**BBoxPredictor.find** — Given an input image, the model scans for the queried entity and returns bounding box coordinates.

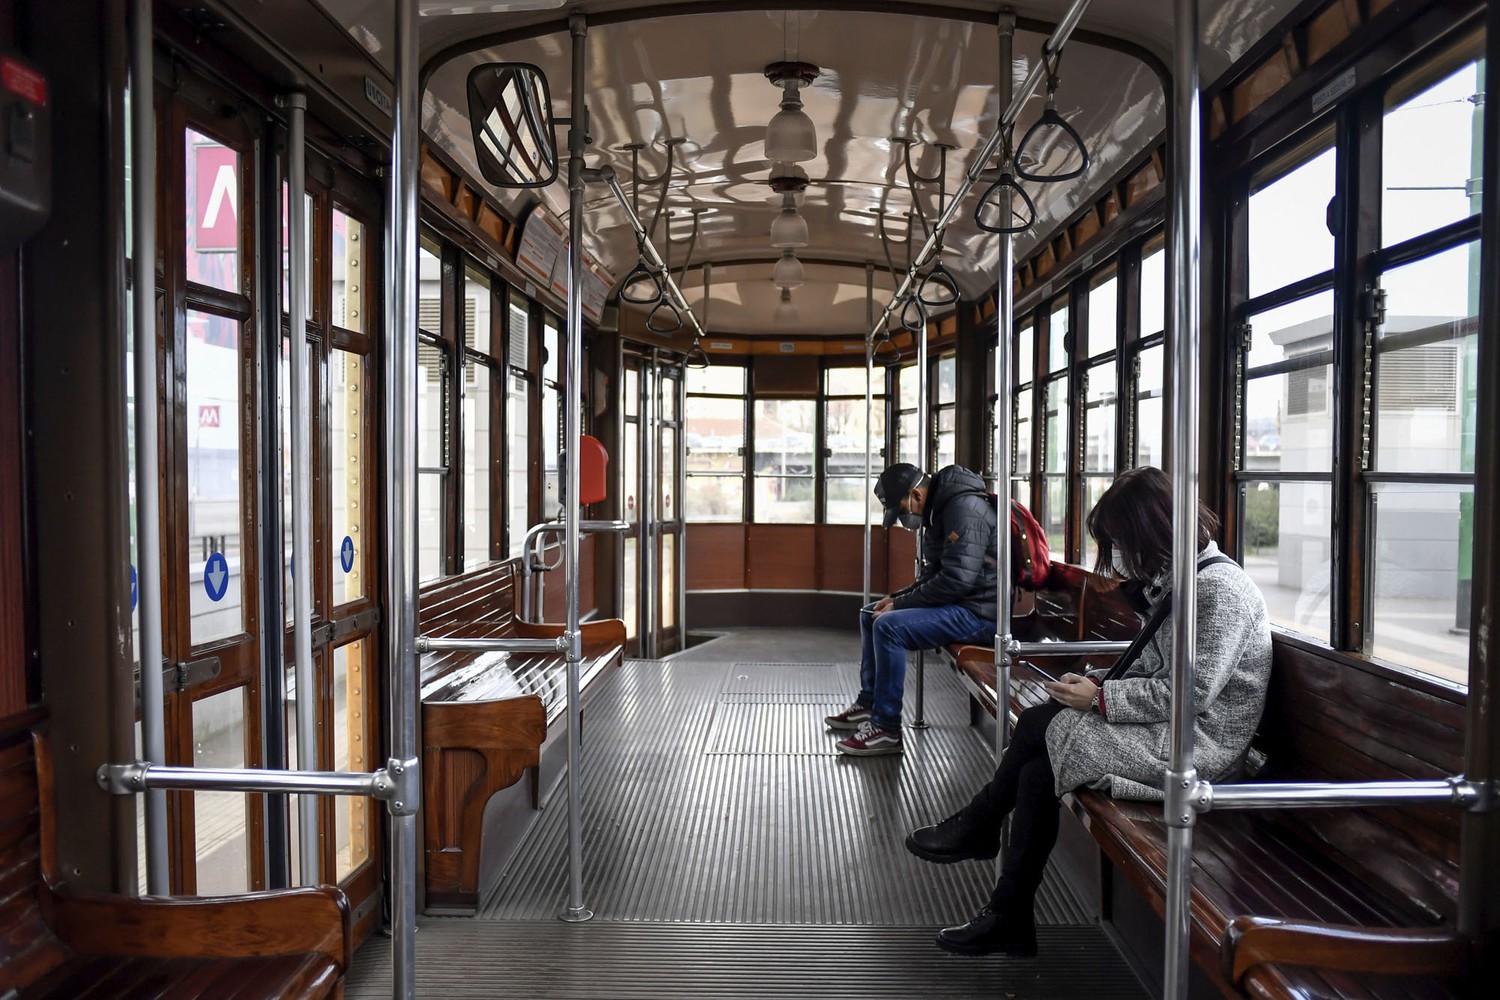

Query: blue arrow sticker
[204,552,229,602]
[340,535,355,574]
[130,564,138,612]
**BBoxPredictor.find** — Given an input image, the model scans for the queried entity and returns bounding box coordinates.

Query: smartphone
[860,606,877,615]
[1018,661,1060,685]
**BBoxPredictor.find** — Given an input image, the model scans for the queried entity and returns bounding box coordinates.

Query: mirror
[467,63,559,188]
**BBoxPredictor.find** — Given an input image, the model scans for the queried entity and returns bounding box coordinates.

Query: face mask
[1110,549,1132,579]
[898,512,923,531]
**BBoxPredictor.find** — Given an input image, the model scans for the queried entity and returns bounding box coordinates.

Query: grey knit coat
[1044,542,1272,801]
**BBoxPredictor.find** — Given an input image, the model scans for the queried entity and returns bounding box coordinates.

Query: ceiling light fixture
[772,249,805,288]
[774,287,799,325]
[764,61,820,163]
[769,173,810,248]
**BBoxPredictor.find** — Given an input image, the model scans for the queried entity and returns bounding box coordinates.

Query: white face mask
[1110,548,1132,579]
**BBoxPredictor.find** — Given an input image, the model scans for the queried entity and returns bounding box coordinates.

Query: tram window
[1087,270,1118,360]
[187,309,247,646]
[688,365,746,395]
[1375,242,1479,474]
[1015,386,1033,474]
[417,338,448,583]
[1139,246,1165,340]
[333,638,373,881]
[753,400,815,523]
[279,336,322,624]
[331,209,365,333]
[1047,297,1069,373]
[662,421,677,522]
[1382,56,1484,248]
[823,369,886,525]
[506,295,531,557]
[1248,143,1336,299]
[896,364,919,466]
[1244,293,1335,473]
[624,367,639,417]
[1135,344,1164,469]
[1368,483,1473,683]
[187,128,243,296]
[661,533,676,631]
[331,351,366,605]
[1016,320,1035,388]
[1240,481,1333,641]
[1042,375,1068,554]
[464,267,493,355]
[541,314,561,520]
[192,685,250,894]
[1083,361,1116,566]
[684,419,744,522]
[462,359,493,567]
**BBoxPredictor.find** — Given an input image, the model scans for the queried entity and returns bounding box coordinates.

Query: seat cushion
[22,952,340,999]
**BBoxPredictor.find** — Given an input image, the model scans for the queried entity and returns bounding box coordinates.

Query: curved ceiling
[318,1,1304,338]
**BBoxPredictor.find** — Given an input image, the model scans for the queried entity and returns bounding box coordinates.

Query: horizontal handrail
[1008,639,1132,656]
[1201,777,1483,812]
[594,168,705,340]
[522,519,633,624]
[415,635,566,653]
[98,757,421,815]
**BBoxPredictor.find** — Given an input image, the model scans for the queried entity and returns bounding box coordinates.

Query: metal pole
[1009,639,1130,656]
[416,636,566,654]
[560,11,593,923]
[387,0,421,994]
[912,241,930,730]
[281,91,319,888]
[863,263,874,608]
[597,171,705,339]
[677,373,687,646]
[642,361,656,659]
[129,0,170,897]
[866,0,1095,342]
[1205,779,1476,811]
[994,6,1017,873]
[1163,0,1202,997]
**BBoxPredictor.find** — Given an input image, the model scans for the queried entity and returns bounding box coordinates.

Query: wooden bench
[0,711,350,999]
[418,561,625,913]
[947,566,1472,998]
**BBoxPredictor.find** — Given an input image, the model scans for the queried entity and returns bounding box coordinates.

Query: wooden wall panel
[685,523,745,590]
[746,524,817,589]
[0,251,23,716]
[886,528,918,593]
[539,534,598,620]
[818,525,890,593]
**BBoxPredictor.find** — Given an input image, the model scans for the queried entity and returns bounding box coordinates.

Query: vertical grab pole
[130,0,170,897]
[387,0,421,994]
[863,263,874,608]
[560,11,594,923]
[994,9,1016,770]
[912,252,930,731]
[282,91,320,887]
[1163,0,1203,997]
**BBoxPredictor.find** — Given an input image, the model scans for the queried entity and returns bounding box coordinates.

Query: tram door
[621,352,686,657]
[135,76,382,920]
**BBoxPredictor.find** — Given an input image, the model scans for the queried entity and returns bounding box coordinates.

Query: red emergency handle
[580,434,609,505]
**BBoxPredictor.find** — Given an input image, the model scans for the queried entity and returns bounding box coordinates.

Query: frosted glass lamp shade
[770,205,809,248]
[772,250,804,288]
[766,93,817,163]
[774,291,799,325]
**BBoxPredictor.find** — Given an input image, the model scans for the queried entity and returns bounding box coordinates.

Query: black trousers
[958,700,1068,915]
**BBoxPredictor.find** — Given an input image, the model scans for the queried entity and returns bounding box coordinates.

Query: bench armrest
[48,885,352,971]
[1221,915,1470,986]
[515,617,626,651]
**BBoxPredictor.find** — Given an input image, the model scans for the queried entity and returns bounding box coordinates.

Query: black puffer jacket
[890,465,998,620]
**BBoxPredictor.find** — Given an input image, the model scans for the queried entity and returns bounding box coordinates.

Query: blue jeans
[857,603,993,733]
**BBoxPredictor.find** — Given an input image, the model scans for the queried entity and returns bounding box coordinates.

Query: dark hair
[1086,466,1220,581]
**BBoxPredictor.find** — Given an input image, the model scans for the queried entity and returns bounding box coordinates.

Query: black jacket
[890,465,998,620]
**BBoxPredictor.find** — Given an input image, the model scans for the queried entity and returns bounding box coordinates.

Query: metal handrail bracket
[98,757,422,816]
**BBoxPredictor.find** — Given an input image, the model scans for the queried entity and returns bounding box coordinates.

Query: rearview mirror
[466,63,559,188]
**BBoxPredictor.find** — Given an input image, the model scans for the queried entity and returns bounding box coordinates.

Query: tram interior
[1,0,1497,998]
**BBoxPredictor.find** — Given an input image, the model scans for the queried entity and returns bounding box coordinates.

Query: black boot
[934,904,1038,957]
[905,812,998,864]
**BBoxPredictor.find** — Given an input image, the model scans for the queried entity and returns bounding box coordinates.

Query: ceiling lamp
[772,249,804,289]
[769,173,810,248]
[764,61,819,163]
[774,287,799,325]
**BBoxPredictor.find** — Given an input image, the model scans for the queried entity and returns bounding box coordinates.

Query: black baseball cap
[874,463,924,528]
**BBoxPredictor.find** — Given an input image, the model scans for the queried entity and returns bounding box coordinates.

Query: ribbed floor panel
[347,920,1148,999]
[477,636,1089,926]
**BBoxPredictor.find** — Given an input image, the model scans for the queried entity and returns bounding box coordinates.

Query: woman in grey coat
[905,467,1272,957]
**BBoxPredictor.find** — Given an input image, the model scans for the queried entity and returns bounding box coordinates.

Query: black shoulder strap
[1100,554,1239,683]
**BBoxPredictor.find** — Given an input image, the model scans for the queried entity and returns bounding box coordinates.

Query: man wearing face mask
[826,462,998,756]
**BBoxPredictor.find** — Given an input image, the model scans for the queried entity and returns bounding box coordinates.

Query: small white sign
[779,342,795,353]
[364,76,393,118]
[1312,67,1356,114]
